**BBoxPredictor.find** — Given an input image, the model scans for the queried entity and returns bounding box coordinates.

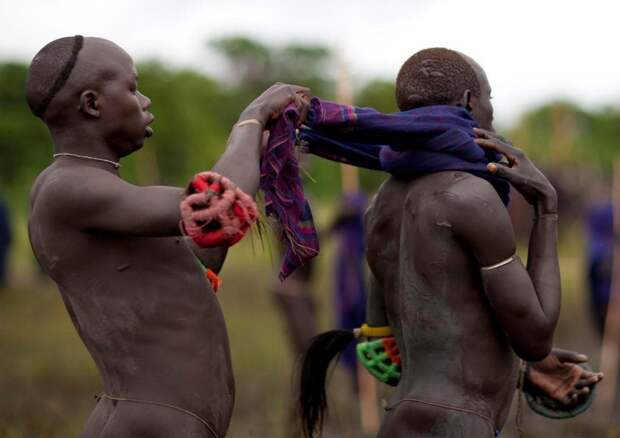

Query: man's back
[366,171,519,435]
[29,163,235,437]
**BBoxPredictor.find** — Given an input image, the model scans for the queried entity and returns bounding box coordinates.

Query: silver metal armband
[480,255,516,271]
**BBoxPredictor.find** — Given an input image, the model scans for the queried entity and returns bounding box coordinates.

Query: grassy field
[0,210,617,437]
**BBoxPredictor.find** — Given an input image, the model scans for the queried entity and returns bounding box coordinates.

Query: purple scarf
[260,98,509,280]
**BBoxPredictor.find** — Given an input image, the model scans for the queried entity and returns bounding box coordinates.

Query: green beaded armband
[356,336,401,386]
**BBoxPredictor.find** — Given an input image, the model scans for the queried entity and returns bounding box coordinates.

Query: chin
[118,141,144,157]
[132,141,145,153]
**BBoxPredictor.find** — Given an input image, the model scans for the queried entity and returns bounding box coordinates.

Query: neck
[50,124,121,163]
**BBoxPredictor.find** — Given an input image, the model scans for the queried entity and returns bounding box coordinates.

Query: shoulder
[434,172,507,220]
[365,177,406,227]
[33,165,127,217]
[436,172,516,263]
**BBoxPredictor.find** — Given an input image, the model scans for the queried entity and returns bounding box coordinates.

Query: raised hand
[474,128,557,214]
[240,82,310,126]
[527,348,604,405]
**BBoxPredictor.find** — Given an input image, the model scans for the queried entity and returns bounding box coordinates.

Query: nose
[138,91,151,110]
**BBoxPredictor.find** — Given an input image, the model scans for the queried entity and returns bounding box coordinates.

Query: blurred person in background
[0,195,11,287]
[586,202,613,335]
[329,192,367,386]
[272,232,318,358]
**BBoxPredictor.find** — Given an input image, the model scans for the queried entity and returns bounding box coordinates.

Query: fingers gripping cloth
[180,172,258,248]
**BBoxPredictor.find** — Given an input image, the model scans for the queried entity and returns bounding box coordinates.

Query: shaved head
[26,37,133,122]
[26,36,82,118]
[395,48,481,111]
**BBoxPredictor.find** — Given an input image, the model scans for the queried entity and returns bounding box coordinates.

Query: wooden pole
[336,51,379,434]
[336,52,360,195]
[596,157,620,429]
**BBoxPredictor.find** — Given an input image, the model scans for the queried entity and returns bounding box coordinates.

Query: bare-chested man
[26,35,308,438]
[366,48,598,437]
[298,48,602,437]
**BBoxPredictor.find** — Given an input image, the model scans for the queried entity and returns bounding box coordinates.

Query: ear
[459,89,473,112]
[78,90,100,117]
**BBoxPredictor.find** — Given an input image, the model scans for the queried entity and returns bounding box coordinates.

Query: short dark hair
[395,48,481,111]
[26,36,83,119]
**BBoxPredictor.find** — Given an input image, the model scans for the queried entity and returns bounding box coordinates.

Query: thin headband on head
[34,35,84,117]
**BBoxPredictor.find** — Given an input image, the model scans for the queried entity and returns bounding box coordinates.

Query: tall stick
[336,51,360,195]
[597,156,620,427]
[336,51,379,434]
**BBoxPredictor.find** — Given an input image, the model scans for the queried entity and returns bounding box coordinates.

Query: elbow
[513,337,552,362]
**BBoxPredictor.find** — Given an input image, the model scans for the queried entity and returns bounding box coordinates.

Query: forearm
[526,195,561,333]
[211,110,264,197]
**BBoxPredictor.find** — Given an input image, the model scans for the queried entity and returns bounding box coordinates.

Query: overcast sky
[1,0,619,126]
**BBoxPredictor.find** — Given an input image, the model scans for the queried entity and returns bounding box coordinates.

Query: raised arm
[212,83,309,196]
[190,83,309,269]
[447,167,560,361]
[455,130,561,361]
[50,83,310,236]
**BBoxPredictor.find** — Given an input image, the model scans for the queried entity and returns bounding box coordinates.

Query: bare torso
[366,171,519,437]
[29,164,234,437]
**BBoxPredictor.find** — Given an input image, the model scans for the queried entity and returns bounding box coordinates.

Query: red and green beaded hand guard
[356,336,401,386]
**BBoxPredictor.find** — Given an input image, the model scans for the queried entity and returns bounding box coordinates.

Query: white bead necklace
[53,152,121,169]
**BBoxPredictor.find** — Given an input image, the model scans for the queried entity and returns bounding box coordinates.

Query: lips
[145,114,155,137]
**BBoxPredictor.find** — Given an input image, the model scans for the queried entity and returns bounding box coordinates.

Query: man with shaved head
[27,36,309,437]
[298,47,603,438]
[362,48,601,437]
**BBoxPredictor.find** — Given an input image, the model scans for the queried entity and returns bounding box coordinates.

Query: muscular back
[365,171,519,427]
[29,162,234,435]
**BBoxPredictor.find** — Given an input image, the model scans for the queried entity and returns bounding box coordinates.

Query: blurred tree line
[1,35,619,218]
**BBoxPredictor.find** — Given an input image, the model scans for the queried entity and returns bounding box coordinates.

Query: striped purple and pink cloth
[260,97,509,280]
